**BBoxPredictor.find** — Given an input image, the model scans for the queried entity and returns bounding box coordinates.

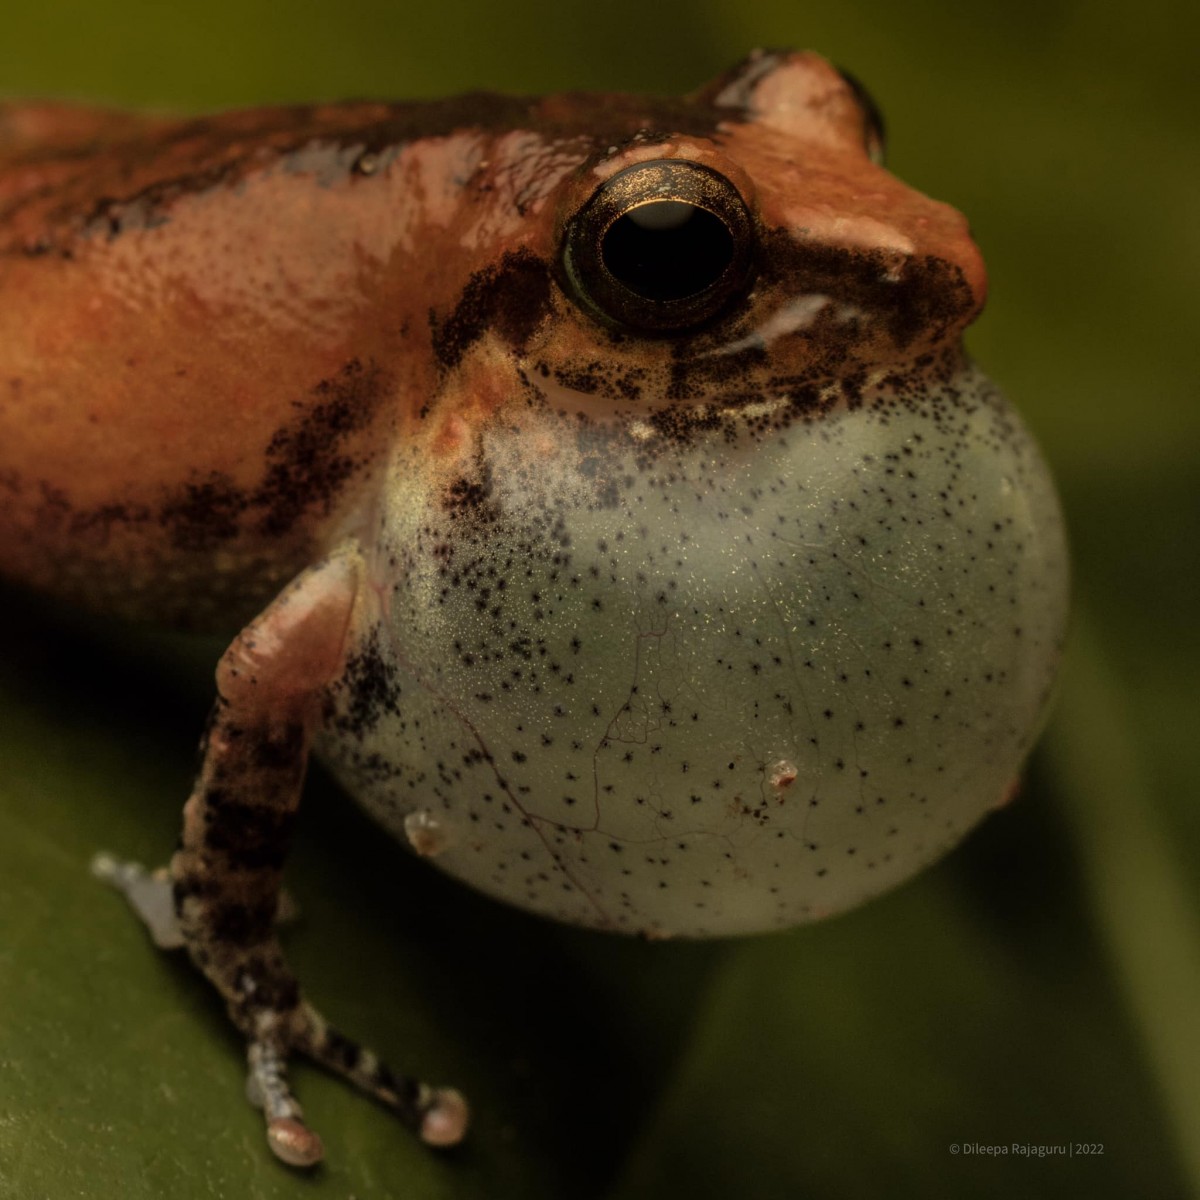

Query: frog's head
[358,53,1065,937]
[415,49,986,452]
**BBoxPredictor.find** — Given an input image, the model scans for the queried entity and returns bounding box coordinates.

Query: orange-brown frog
[0,51,1069,1168]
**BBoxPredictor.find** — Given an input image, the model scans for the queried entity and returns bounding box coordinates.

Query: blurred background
[1,1,1196,1197]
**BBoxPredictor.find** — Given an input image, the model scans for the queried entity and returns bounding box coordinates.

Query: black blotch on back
[159,472,250,551]
[254,357,386,538]
[157,357,387,550]
[431,249,552,370]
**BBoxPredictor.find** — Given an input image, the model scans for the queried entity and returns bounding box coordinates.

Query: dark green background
[2,1,1197,1196]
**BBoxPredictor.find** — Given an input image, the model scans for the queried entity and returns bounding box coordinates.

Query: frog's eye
[562,159,755,334]
[834,67,887,165]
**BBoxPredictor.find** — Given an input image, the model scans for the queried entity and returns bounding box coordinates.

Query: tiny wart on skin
[0,49,1068,1170]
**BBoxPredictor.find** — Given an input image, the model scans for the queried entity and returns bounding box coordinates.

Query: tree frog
[0,50,1069,1168]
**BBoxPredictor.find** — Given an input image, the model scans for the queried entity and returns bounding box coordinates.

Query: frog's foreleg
[153,545,465,1167]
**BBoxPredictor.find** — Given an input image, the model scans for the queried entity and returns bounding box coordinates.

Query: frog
[0,48,1069,1169]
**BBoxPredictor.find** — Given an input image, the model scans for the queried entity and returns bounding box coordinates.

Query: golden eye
[562,159,755,334]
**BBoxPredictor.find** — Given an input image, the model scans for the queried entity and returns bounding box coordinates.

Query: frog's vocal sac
[0,50,1069,1168]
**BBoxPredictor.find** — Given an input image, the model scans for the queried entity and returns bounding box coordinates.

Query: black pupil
[601,201,734,302]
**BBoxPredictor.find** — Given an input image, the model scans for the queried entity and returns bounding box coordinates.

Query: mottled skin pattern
[0,50,1069,1167]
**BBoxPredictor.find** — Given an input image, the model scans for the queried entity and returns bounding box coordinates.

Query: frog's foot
[243,1003,468,1166]
[96,842,468,1167]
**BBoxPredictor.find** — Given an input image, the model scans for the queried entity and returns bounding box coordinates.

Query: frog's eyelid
[833,66,887,165]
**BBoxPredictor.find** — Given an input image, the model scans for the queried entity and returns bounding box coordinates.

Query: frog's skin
[0,50,1069,1168]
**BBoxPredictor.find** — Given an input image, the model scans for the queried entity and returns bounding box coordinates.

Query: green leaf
[1045,616,1200,1190]
[607,779,1190,1198]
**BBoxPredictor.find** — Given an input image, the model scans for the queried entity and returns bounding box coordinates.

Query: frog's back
[0,100,455,629]
[1,103,161,171]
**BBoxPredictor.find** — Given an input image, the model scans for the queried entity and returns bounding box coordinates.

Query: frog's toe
[266,1118,325,1169]
[246,1040,324,1167]
[418,1087,470,1147]
[91,853,184,949]
[243,1002,468,1165]
[293,1002,469,1147]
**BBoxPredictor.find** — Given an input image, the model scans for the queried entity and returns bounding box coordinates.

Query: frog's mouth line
[527,371,831,430]
[519,338,969,446]
[520,356,937,461]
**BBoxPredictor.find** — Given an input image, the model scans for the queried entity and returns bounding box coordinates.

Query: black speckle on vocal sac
[333,628,403,738]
